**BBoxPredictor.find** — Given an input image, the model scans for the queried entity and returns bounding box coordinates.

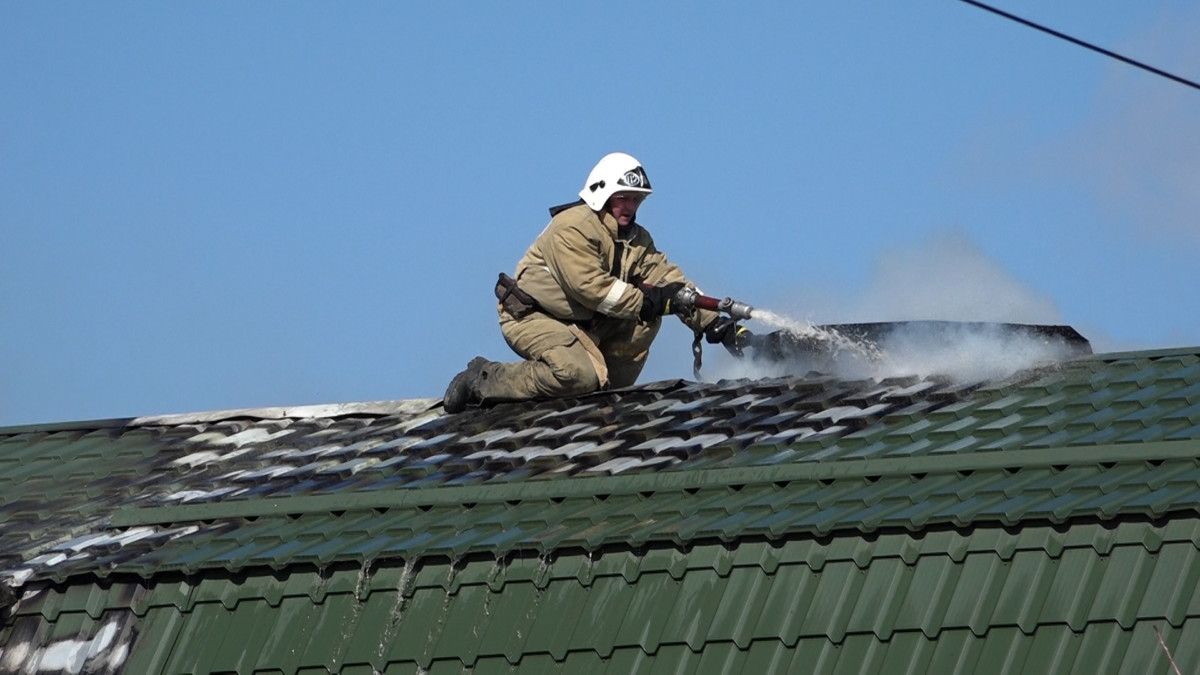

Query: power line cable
[957,0,1200,92]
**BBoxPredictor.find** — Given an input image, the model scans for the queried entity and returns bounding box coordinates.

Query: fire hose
[649,284,758,379]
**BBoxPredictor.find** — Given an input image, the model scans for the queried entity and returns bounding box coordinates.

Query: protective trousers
[475,308,661,402]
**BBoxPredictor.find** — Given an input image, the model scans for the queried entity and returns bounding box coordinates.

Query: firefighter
[443,152,744,413]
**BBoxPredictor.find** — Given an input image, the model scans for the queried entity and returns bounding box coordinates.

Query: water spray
[751,309,884,362]
[665,285,884,374]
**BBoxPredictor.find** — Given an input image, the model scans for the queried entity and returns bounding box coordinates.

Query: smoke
[950,10,1200,245]
[709,231,1083,384]
[1058,7,1200,244]
[841,322,1082,383]
[701,12,1200,387]
[839,230,1062,324]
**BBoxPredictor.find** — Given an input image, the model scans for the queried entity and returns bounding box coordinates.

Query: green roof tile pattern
[5,523,1199,673]
[3,343,1200,672]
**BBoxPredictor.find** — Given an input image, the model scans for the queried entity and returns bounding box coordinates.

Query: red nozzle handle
[640,283,755,321]
[695,294,755,321]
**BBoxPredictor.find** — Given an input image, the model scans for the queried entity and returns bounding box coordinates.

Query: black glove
[705,317,752,357]
[638,282,686,322]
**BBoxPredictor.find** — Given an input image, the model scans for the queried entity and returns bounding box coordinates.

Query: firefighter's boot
[442,356,490,414]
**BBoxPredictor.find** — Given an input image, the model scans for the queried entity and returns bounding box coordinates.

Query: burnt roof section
[746,320,1092,374]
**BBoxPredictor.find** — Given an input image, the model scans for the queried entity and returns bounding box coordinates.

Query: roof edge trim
[1089,345,1200,362]
[0,416,137,435]
[129,399,440,426]
[0,399,443,434]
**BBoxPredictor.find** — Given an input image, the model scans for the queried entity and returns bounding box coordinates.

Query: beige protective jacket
[514,202,718,331]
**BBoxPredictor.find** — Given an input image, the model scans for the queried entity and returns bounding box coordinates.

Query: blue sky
[4,2,1198,426]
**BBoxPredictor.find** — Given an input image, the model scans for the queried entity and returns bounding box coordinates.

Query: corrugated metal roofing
[3,344,1200,672]
[6,524,1199,673]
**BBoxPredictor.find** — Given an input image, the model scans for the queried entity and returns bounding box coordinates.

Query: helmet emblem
[621,170,643,188]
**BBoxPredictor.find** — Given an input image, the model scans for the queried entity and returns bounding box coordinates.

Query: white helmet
[578,152,653,211]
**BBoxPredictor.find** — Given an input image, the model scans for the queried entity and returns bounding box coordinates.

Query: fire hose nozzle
[672,286,754,321]
[717,297,755,322]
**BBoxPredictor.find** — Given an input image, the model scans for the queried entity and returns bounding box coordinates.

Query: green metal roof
[6,522,1199,673]
[3,344,1200,672]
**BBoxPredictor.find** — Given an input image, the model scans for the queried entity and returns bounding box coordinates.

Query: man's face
[608,192,645,227]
